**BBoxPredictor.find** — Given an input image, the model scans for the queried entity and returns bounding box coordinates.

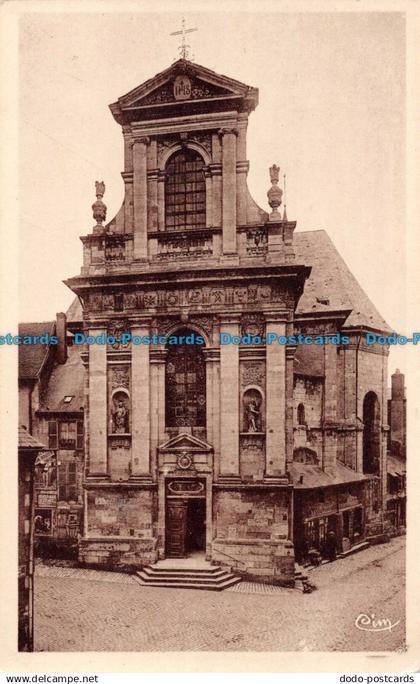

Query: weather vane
[170,17,198,61]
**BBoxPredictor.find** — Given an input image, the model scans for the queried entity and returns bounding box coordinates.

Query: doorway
[165,497,206,558]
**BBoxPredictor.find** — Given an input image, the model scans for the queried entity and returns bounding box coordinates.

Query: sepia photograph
[1,0,419,675]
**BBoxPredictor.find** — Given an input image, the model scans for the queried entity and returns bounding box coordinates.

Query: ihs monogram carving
[110,366,130,390]
[141,78,227,108]
[241,361,266,388]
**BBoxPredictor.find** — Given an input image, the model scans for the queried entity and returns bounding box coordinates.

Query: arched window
[165,328,206,427]
[297,403,306,425]
[363,391,381,475]
[165,149,206,231]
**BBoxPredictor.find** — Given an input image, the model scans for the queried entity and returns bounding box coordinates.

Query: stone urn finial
[267,164,283,221]
[92,180,107,233]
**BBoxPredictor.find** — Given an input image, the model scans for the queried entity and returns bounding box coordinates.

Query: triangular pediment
[158,432,212,452]
[110,59,258,122]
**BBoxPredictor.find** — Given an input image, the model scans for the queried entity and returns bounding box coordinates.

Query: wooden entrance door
[165,500,188,557]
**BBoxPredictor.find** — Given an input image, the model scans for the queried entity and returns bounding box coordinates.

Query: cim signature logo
[355,613,400,633]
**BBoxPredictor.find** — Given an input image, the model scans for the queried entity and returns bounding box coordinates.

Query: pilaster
[219,128,238,254]
[265,318,287,477]
[88,328,108,477]
[219,317,240,477]
[131,320,152,479]
[133,137,150,260]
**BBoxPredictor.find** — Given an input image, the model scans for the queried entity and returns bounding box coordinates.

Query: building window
[362,391,381,475]
[165,328,206,427]
[297,403,306,425]
[165,149,206,231]
[48,420,58,449]
[57,462,77,502]
[58,422,76,449]
[48,420,83,450]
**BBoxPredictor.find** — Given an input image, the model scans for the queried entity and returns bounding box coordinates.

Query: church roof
[290,461,369,489]
[294,230,392,333]
[18,321,55,380]
[66,296,83,324]
[38,345,85,413]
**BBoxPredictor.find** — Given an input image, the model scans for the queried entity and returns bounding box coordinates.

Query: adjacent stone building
[18,315,85,557]
[18,426,45,651]
[61,57,392,583]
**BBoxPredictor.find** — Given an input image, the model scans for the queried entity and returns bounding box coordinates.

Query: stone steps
[134,564,242,591]
[337,540,370,558]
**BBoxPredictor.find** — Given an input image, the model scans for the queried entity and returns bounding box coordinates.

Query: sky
[18,9,408,373]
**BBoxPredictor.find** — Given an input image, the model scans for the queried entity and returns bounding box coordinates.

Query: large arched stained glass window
[165,149,206,231]
[165,329,206,427]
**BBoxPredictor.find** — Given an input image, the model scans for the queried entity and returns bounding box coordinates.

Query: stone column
[131,320,151,479]
[265,318,287,477]
[219,128,238,255]
[219,317,240,477]
[204,167,213,227]
[133,137,149,260]
[236,117,248,226]
[285,342,296,469]
[88,328,108,477]
[157,171,166,231]
[150,348,167,446]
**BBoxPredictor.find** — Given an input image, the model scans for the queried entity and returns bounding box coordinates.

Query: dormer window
[165,149,206,231]
[63,395,74,404]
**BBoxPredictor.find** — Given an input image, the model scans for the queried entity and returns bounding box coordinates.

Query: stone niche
[212,489,294,585]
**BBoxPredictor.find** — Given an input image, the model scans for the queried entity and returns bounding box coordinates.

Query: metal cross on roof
[170,17,198,61]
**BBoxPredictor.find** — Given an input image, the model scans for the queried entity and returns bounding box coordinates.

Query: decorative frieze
[86,283,287,314]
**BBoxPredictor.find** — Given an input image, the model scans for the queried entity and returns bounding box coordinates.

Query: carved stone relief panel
[240,360,266,389]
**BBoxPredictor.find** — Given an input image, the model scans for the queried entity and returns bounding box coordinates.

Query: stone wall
[212,488,294,585]
[82,487,157,568]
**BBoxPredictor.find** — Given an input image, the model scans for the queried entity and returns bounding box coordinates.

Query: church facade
[64,58,391,584]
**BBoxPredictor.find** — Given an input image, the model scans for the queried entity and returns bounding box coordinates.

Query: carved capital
[133,136,151,147]
[218,127,238,138]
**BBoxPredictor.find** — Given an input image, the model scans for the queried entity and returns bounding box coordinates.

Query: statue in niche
[111,392,129,433]
[245,398,261,432]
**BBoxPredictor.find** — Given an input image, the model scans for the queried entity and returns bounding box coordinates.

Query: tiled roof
[66,297,83,323]
[18,425,45,450]
[290,461,369,489]
[39,345,85,413]
[294,344,324,378]
[18,321,55,380]
[294,230,392,332]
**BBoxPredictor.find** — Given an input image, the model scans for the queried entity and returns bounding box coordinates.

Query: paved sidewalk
[34,536,405,652]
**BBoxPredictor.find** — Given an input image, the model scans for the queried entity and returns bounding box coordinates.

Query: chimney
[391,368,405,401]
[56,312,67,364]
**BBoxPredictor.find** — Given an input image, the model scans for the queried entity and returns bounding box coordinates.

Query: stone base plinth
[212,538,295,586]
[79,536,158,571]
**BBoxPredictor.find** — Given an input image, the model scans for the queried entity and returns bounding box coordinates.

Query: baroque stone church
[62,57,392,584]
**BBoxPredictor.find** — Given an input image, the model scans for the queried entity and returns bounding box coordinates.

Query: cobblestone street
[34,536,405,652]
